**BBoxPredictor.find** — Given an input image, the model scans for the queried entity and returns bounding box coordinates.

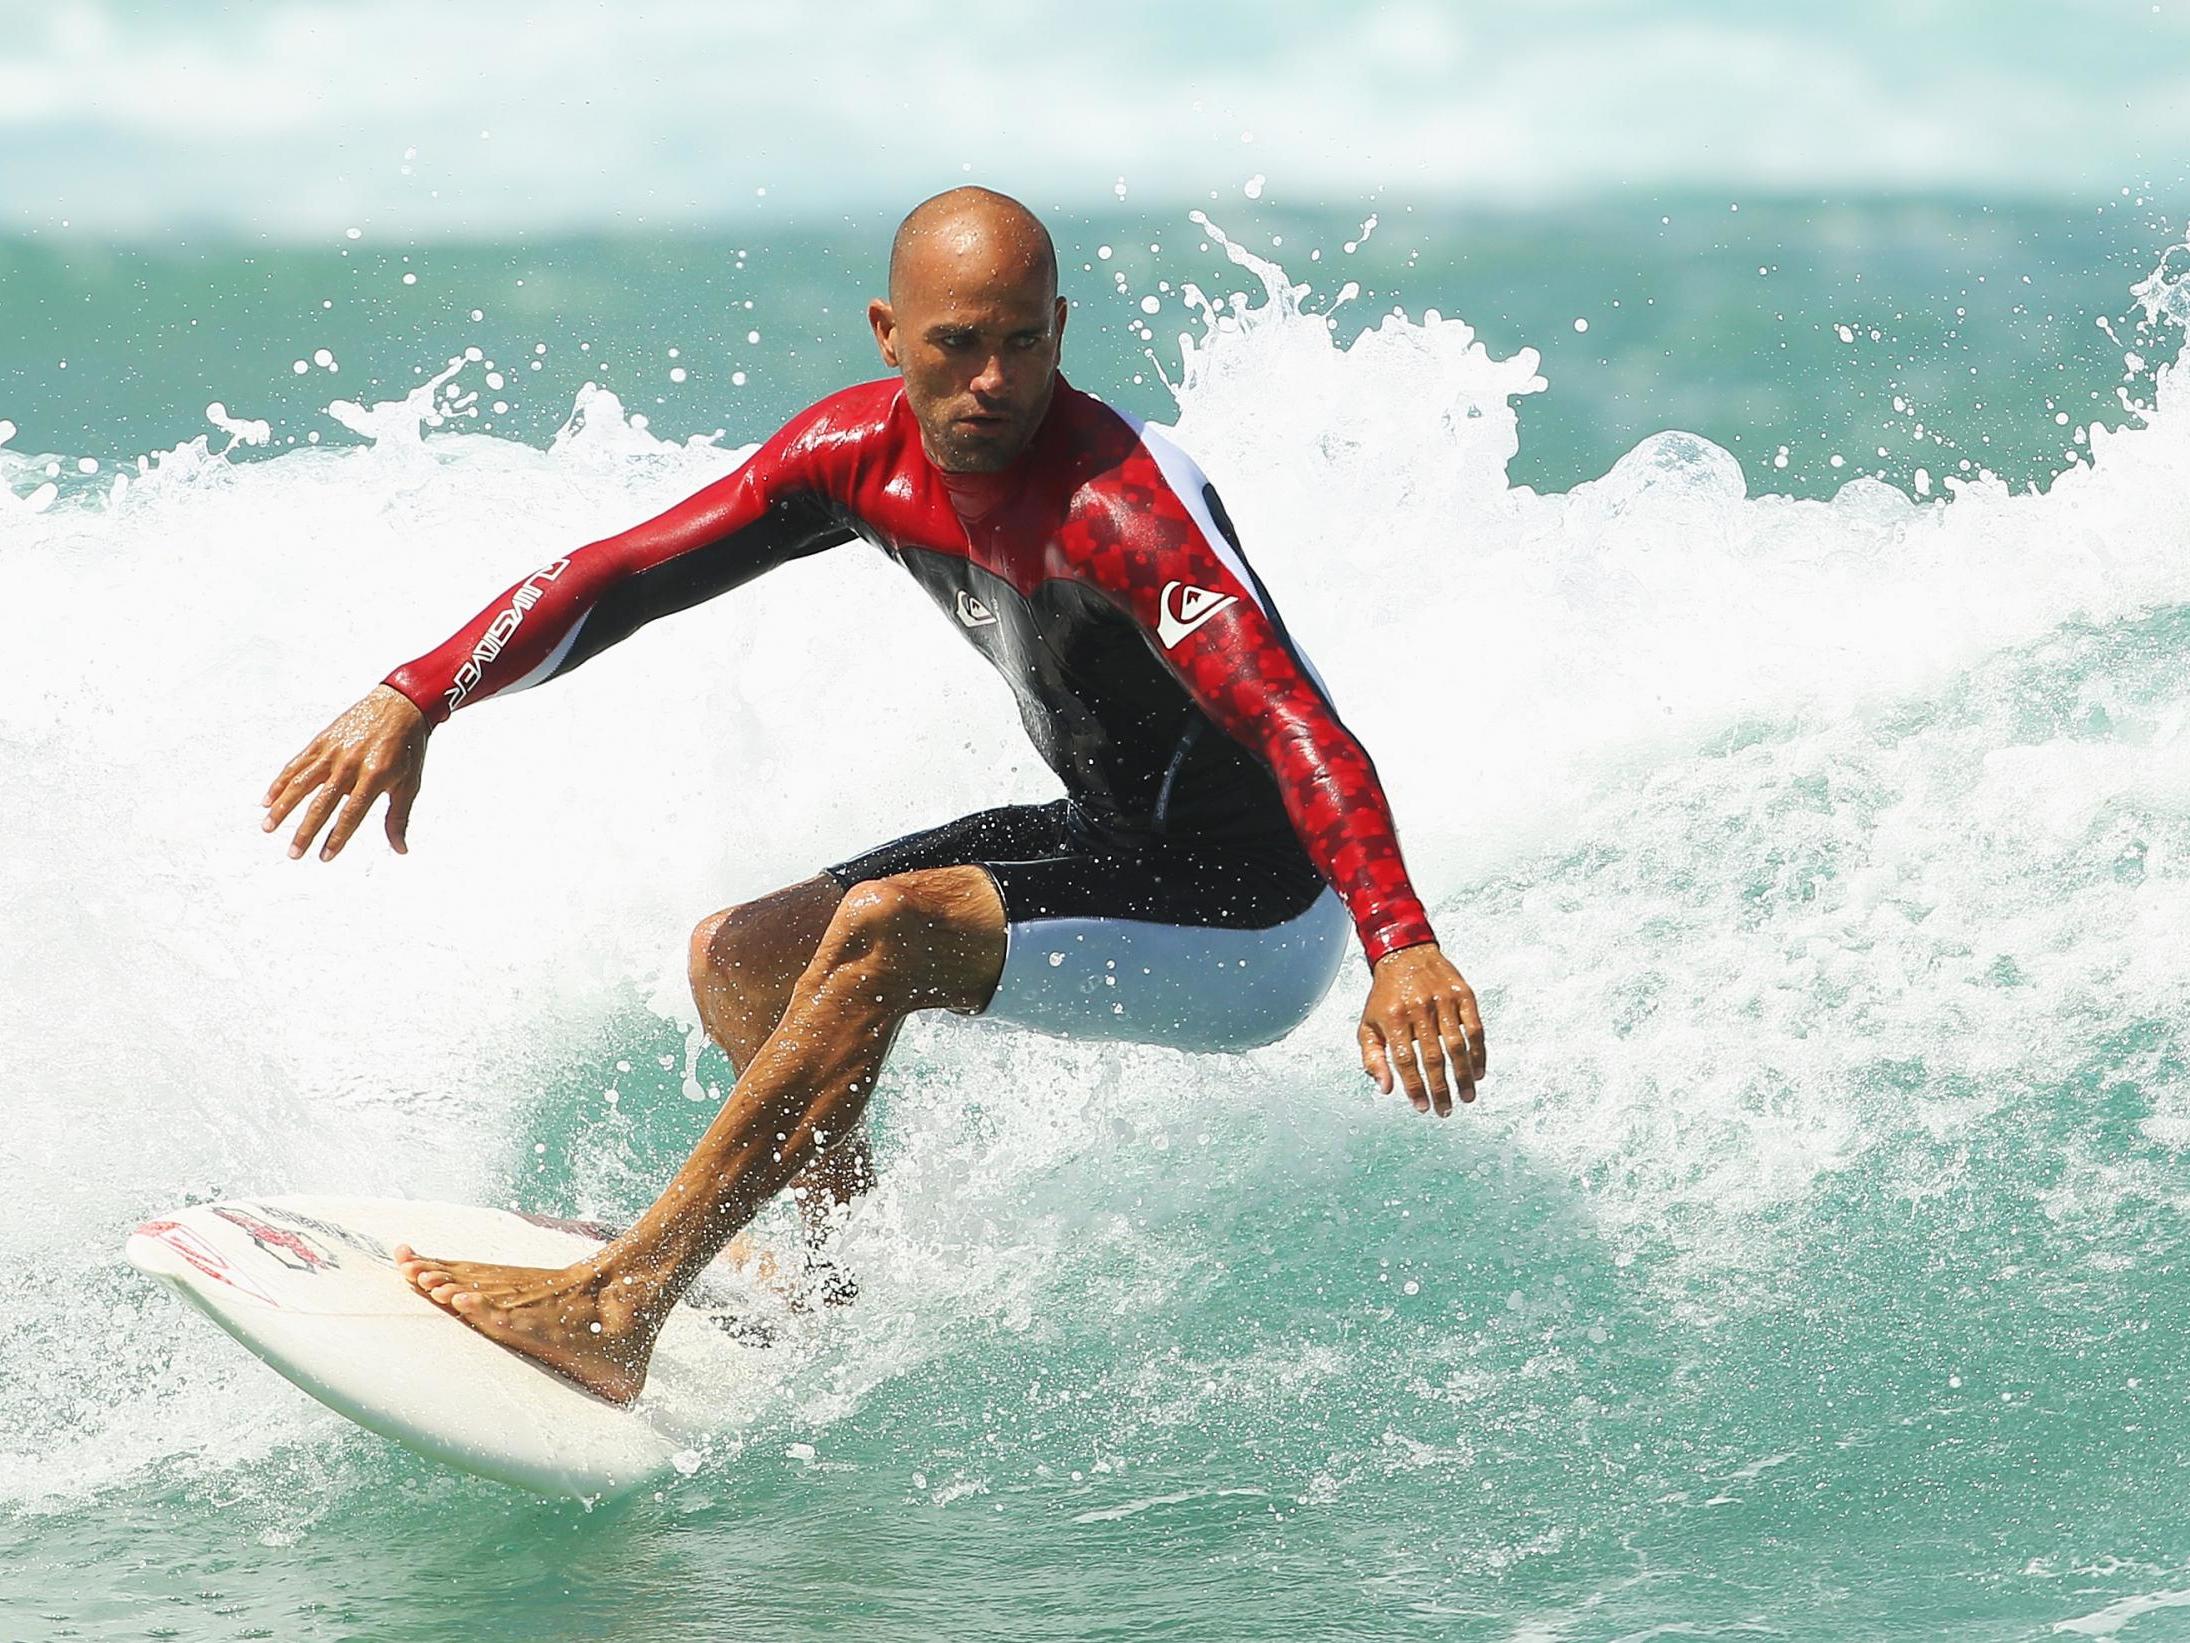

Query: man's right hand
[262,684,430,861]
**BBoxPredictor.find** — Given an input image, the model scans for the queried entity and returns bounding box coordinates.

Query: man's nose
[971,351,1009,396]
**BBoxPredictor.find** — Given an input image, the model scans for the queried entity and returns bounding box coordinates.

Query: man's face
[870,234,1066,474]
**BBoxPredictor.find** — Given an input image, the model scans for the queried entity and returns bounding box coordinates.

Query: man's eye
[1010,334,1045,350]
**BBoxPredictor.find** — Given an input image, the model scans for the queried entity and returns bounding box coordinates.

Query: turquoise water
[2,194,2171,497]
[5,195,2190,1640]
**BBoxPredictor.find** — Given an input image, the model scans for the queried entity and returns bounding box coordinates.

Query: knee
[808,872,973,991]
[803,867,1001,1012]
[814,877,924,972]
[689,901,762,986]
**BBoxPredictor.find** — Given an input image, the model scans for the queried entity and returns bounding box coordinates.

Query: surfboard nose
[126,1217,283,1307]
[125,1195,758,1497]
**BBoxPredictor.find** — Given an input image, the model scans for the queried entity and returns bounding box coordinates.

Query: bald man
[262,188,1486,1404]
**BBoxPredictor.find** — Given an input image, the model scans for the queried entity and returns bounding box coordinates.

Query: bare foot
[393,1243,663,1405]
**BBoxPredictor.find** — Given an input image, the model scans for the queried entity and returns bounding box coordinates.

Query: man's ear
[869,298,900,367]
[1052,294,1068,360]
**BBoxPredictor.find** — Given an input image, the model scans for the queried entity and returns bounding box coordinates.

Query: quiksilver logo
[1155,580,1237,649]
[444,557,572,711]
[955,589,999,628]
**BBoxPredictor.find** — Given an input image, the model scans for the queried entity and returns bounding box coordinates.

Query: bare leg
[396,866,1005,1404]
[688,877,875,1232]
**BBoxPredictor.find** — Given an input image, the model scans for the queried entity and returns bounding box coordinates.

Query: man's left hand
[1358,944,1487,1117]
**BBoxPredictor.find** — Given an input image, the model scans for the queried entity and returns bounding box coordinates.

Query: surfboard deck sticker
[124,1196,769,1498]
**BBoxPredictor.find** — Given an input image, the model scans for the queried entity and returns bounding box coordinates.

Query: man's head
[869,188,1065,474]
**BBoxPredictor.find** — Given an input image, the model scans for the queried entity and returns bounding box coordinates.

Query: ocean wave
[2,231,2187,1571]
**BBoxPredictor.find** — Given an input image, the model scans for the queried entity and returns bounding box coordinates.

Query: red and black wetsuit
[385,376,1436,1044]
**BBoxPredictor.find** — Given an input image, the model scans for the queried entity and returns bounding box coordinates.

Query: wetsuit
[383,375,1436,1050]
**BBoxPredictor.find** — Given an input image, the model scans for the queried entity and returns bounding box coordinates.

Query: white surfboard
[125,1196,769,1498]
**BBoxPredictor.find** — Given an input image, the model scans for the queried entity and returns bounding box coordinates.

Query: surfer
[262,188,1488,1405]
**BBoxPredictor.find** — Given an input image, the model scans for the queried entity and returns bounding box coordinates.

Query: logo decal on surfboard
[133,1219,282,1307]
[214,1205,336,1273]
[955,589,1000,628]
[250,1201,392,1262]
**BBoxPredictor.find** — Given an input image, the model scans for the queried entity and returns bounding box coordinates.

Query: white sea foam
[2,236,2186,1504]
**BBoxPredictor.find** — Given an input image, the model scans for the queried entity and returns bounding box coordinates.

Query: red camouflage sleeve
[382,399,860,725]
[1065,435,1437,965]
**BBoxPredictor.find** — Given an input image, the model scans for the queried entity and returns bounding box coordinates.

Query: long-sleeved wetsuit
[384,376,1436,991]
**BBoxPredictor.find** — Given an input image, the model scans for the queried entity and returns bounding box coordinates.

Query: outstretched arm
[264,411,855,860]
[383,464,851,728]
[1073,454,1487,1113]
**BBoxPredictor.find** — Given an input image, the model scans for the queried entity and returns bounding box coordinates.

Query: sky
[1,0,2186,239]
